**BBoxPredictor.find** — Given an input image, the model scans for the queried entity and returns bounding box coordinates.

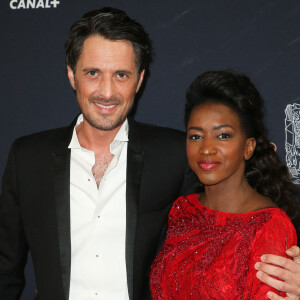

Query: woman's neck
[200,179,274,213]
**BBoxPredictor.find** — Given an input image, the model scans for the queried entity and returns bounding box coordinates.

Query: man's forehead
[75,35,135,67]
[83,34,134,49]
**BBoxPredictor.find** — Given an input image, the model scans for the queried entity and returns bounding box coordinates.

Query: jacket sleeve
[0,140,28,299]
[179,164,201,196]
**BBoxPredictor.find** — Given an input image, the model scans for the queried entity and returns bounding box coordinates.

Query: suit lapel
[126,119,144,300]
[52,124,74,300]
[50,118,144,300]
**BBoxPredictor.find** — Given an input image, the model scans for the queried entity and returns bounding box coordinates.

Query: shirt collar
[68,114,129,150]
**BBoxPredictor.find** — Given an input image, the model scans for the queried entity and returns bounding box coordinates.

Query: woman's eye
[188,134,202,140]
[218,132,231,139]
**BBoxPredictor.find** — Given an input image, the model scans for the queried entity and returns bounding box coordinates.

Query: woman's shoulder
[172,194,198,208]
[169,194,200,216]
[260,206,293,223]
[252,207,297,248]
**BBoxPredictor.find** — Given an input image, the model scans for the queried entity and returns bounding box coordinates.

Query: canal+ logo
[10,0,60,9]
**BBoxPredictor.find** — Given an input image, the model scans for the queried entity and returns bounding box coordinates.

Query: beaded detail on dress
[150,194,297,300]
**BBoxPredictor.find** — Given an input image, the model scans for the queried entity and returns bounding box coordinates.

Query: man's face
[67,35,144,131]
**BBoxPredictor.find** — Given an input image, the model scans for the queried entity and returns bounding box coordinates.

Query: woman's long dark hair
[185,70,300,235]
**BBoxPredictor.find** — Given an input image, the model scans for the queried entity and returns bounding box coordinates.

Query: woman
[150,70,300,299]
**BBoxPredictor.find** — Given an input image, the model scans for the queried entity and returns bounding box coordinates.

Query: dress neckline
[188,193,281,216]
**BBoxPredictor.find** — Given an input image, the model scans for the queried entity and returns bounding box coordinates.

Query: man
[0,7,299,300]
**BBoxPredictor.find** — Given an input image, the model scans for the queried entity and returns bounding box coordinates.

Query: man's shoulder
[131,120,185,140]
[129,120,187,157]
[13,124,73,151]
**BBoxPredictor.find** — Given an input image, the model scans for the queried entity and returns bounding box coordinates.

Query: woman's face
[186,102,255,188]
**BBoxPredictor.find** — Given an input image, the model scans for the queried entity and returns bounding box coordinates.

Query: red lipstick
[198,161,220,170]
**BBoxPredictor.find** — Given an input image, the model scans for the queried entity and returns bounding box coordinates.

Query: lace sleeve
[246,210,297,299]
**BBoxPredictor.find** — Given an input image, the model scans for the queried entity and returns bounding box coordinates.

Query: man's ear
[136,69,145,93]
[245,137,256,160]
[67,65,76,90]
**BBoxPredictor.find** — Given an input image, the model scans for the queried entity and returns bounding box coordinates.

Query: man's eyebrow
[82,67,100,72]
[81,68,133,75]
[115,69,133,75]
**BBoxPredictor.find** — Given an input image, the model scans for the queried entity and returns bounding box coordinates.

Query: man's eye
[88,70,98,76]
[218,132,231,139]
[117,72,127,79]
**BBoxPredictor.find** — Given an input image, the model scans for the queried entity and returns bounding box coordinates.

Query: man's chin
[85,116,125,131]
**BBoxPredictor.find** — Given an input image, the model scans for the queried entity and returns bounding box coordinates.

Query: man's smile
[94,102,119,113]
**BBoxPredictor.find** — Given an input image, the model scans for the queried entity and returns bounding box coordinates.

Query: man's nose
[99,76,114,100]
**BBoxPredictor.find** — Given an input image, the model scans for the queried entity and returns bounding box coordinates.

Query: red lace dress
[150,194,297,300]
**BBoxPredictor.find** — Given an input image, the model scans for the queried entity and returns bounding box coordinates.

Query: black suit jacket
[0,118,199,300]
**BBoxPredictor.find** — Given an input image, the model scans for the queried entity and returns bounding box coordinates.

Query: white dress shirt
[68,115,129,300]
